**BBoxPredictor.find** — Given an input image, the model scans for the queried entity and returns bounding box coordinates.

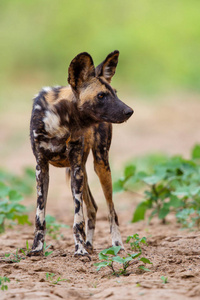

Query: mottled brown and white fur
[29,51,133,258]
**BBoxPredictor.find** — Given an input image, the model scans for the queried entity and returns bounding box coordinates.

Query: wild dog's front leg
[94,157,124,250]
[29,162,49,255]
[70,165,90,257]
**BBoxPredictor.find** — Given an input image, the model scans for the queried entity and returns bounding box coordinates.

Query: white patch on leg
[36,207,45,224]
[74,192,81,201]
[36,169,41,180]
[111,223,124,249]
[73,192,84,223]
[32,240,43,252]
[86,227,94,245]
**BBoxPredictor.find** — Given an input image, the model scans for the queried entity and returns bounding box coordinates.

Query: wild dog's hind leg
[83,171,98,254]
[92,124,124,249]
[30,160,49,255]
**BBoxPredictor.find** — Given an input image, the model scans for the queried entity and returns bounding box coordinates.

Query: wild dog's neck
[49,88,97,139]
[68,100,97,134]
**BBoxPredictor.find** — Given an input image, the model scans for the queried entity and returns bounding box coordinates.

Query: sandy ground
[0,93,200,299]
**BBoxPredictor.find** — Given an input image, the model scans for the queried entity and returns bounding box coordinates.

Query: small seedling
[4,248,26,263]
[43,242,53,257]
[126,233,147,252]
[19,240,31,256]
[94,245,152,276]
[161,276,168,284]
[0,276,10,291]
[46,272,68,284]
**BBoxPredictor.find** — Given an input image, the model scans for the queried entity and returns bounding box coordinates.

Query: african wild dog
[30,50,133,257]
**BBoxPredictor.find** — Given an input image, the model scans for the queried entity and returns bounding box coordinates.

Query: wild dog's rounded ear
[95,50,119,83]
[68,52,95,93]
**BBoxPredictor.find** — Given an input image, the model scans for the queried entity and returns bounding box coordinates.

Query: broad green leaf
[140,237,147,244]
[113,179,125,193]
[9,190,23,201]
[158,206,170,219]
[142,175,163,185]
[0,182,10,198]
[123,256,135,263]
[0,214,5,224]
[132,201,149,223]
[124,165,136,178]
[126,236,131,243]
[4,212,14,219]
[94,261,110,271]
[112,256,124,264]
[99,252,109,260]
[138,265,151,272]
[130,252,141,259]
[172,185,200,197]
[101,246,121,256]
[169,195,183,208]
[192,144,200,159]
[139,257,152,264]
[14,214,31,225]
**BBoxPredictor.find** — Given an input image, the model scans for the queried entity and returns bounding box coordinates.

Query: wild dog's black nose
[124,108,134,117]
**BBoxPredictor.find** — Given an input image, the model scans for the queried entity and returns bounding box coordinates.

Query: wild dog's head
[68,51,133,124]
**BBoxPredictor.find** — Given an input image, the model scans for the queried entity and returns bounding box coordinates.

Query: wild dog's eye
[97,92,106,99]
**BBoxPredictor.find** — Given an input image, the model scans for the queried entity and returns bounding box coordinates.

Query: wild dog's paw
[74,244,91,260]
[27,249,44,257]
[85,241,93,254]
[27,239,44,256]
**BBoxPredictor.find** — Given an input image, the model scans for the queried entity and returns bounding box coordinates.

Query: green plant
[43,242,53,257]
[114,144,200,228]
[46,273,68,284]
[0,168,35,196]
[3,240,32,263]
[4,248,26,263]
[161,276,168,284]
[0,276,10,291]
[94,245,152,276]
[126,234,147,252]
[0,168,34,233]
[46,215,69,240]
[19,240,31,256]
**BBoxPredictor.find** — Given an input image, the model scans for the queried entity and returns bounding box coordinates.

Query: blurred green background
[0,0,200,170]
[0,0,200,95]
